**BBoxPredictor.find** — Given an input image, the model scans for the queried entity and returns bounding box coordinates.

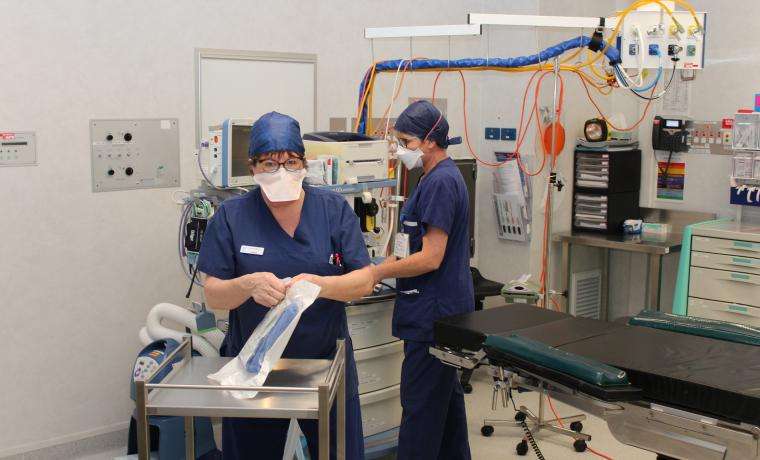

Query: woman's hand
[236,272,287,308]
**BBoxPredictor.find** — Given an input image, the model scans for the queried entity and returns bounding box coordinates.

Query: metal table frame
[134,337,347,460]
[557,209,716,316]
[556,231,680,316]
[432,345,760,459]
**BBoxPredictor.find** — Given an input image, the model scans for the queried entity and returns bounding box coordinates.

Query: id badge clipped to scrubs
[394,232,410,259]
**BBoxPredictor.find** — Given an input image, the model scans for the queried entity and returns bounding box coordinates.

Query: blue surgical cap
[248,112,305,158]
[394,100,462,148]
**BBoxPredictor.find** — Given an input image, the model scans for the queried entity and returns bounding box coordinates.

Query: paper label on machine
[394,233,410,258]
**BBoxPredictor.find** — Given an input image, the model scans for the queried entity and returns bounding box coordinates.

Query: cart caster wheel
[481,425,494,437]
[516,440,529,456]
[573,439,587,452]
[570,421,583,432]
[463,383,473,394]
[514,411,527,422]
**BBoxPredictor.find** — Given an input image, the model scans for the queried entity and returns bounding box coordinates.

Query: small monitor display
[665,119,681,128]
[231,124,252,178]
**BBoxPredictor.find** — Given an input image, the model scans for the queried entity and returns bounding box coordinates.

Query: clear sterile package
[208,280,321,399]
[283,418,311,460]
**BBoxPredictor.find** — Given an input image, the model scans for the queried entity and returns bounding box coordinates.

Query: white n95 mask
[396,146,423,170]
[254,168,307,202]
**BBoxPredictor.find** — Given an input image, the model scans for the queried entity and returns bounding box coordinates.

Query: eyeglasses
[396,136,418,149]
[257,157,305,173]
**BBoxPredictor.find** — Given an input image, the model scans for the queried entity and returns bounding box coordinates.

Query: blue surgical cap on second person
[248,112,305,158]
[394,100,462,148]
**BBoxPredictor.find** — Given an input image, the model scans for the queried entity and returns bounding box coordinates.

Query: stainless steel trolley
[134,337,347,460]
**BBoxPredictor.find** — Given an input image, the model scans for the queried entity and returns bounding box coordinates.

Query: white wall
[0,0,524,454]
[5,0,745,454]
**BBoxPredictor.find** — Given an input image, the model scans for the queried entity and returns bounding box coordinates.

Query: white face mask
[396,145,423,170]
[253,168,307,202]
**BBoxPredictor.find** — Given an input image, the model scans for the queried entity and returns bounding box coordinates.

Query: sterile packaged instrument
[305,159,329,185]
[283,418,311,460]
[207,280,321,399]
[732,112,760,151]
[733,152,755,179]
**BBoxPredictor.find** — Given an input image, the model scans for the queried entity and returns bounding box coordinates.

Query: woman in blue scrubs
[197,112,374,460]
[370,101,474,460]
[305,101,474,459]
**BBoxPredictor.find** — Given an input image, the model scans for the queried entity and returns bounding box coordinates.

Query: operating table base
[480,370,590,455]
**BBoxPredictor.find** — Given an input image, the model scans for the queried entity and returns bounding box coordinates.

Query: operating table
[431,304,760,460]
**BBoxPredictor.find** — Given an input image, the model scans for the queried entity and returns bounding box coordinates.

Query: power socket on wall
[485,127,516,141]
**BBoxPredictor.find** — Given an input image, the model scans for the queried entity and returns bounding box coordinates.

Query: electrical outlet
[648,44,660,56]
[485,127,500,140]
[501,128,517,141]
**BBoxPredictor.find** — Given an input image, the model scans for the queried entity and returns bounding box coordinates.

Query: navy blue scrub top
[197,186,371,390]
[394,158,475,342]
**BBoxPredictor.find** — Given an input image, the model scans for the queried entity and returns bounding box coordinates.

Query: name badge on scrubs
[394,233,410,259]
[240,245,265,256]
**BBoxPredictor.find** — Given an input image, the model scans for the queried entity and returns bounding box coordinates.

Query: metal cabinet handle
[731,241,760,253]
[721,257,759,268]
[725,272,760,285]
[726,304,753,316]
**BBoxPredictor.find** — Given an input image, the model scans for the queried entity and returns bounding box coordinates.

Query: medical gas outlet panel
[90,119,180,192]
[0,132,36,166]
[617,10,706,69]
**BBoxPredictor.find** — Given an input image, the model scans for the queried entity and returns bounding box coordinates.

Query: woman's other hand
[237,272,287,308]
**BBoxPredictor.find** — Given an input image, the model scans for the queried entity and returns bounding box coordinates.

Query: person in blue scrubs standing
[371,100,474,459]
[197,112,375,460]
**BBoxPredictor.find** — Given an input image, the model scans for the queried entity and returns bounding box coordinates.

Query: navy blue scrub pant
[397,341,471,460]
[221,392,363,460]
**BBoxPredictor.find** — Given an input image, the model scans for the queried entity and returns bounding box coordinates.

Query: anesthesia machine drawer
[354,340,404,394]
[360,385,402,438]
[346,301,395,350]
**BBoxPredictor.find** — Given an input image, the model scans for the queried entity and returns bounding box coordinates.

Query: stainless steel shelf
[134,337,346,460]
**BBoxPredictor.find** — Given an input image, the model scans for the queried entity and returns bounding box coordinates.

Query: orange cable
[546,395,615,460]
[574,70,655,132]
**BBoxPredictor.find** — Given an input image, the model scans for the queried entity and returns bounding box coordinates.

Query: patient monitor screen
[231,125,252,178]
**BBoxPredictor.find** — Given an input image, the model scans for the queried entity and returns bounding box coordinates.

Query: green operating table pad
[485,334,630,387]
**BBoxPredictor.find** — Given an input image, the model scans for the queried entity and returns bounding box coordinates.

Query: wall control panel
[90,119,180,192]
[617,10,707,69]
[0,131,37,166]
